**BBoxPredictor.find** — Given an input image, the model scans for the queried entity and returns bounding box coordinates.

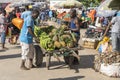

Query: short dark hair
[32,9,39,15]
[70,9,77,18]
[25,5,29,10]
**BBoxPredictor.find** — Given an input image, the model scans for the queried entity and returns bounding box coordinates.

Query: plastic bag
[12,18,24,30]
[98,44,102,53]
[96,36,110,50]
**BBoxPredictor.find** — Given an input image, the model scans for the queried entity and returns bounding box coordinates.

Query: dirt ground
[0,21,119,80]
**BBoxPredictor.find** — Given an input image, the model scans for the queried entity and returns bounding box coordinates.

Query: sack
[100,63,120,77]
[12,18,24,30]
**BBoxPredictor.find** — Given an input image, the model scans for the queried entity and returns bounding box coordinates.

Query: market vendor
[19,9,39,70]
[69,9,80,46]
[64,9,81,66]
[103,11,120,52]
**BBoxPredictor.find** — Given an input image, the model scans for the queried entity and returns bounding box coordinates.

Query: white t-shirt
[0,14,6,33]
[111,16,120,33]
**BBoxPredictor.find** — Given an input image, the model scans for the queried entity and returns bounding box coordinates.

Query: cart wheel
[64,51,79,65]
[34,45,43,67]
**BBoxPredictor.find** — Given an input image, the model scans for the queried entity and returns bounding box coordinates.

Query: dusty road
[0,43,118,80]
[0,23,119,80]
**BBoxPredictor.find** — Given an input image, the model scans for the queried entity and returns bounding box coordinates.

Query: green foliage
[77,0,101,7]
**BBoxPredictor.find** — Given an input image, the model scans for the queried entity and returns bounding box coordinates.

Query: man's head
[16,8,20,13]
[32,9,39,19]
[11,10,16,15]
[70,9,77,18]
[25,5,29,11]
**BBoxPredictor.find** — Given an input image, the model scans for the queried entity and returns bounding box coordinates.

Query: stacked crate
[82,38,99,49]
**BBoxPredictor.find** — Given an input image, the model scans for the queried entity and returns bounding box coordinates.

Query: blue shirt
[102,18,108,26]
[21,11,31,20]
[19,15,34,44]
[70,19,80,35]
[49,10,53,17]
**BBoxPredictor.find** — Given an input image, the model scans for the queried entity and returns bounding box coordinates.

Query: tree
[77,0,102,7]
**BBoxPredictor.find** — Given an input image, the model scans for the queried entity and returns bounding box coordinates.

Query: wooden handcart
[34,43,81,70]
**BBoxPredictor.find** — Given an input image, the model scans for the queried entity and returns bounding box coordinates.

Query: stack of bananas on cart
[34,25,77,51]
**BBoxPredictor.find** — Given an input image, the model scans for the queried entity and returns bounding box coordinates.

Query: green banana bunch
[34,26,43,37]
[71,32,77,43]
[39,32,55,51]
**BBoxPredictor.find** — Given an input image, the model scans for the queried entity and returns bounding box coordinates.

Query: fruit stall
[34,24,81,70]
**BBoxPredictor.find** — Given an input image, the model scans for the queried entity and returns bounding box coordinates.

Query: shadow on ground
[0,49,6,52]
[79,55,95,68]
[9,45,21,49]
[0,53,21,60]
[40,55,95,73]
[40,61,67,69]
[49,76,85,80]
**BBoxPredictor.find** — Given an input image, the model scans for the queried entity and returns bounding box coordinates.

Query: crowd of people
[0,5,81,70]
[38,7,120,54]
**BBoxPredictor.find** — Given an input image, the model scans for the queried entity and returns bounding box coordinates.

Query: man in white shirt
[104,11,120,52]
[0,10,7,50]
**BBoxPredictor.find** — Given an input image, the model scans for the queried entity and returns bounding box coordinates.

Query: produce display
[34,25,77,51]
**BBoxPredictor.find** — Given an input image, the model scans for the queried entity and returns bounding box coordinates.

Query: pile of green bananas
[34,25,77,51]
[34,26,55,51]
[40,32,55,51]
[34,26,43,37]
